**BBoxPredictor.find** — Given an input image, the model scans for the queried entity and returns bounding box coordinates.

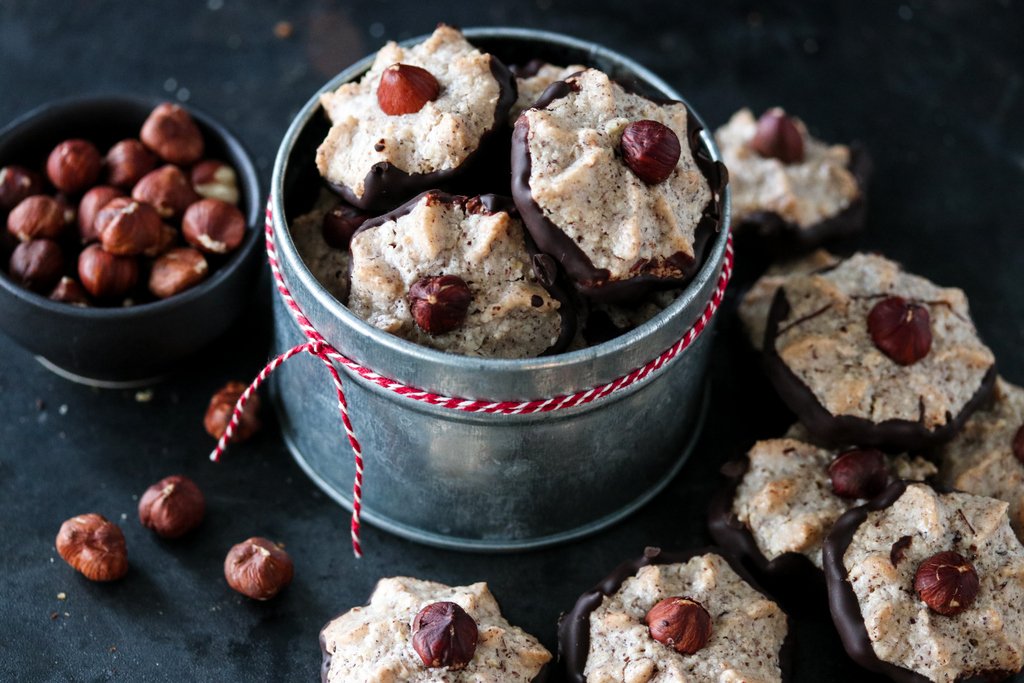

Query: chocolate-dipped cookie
[715,107,871,251]
[509,60,586,122]
[512,68,726,302]
[559,547,791,682]
[763,253,996,451]
[316,25,516,213]
[320,576,551,682]
[347,190,574,358]
[823,482,1024,682]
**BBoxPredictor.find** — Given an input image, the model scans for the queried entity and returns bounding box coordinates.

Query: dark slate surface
[1,1,1022,681]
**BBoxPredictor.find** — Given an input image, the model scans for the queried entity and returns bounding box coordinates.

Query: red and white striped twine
[210,198,735,558]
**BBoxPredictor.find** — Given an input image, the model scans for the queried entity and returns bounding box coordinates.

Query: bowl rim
[0,94,263,320]
[271,26,731,374]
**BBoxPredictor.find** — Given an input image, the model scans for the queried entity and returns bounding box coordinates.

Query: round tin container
[270,28,731,551]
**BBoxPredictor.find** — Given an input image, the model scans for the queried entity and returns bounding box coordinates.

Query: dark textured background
[1,1,1022,681]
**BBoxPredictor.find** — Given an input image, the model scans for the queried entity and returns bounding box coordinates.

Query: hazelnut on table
[223,537,293,600]
[55,513,128,582]
[204,380,261,442]
[138,475,205,539]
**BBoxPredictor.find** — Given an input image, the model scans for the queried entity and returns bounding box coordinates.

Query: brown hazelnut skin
[49,276,90,306]
[55,513,128,582]
[143,223,179,258]
[182,198,246,254]
[138,475,206,539]
[914,551,980,616]
[411,601,479,670]
[224,537,293,600]
[408,275,473,335]
[620,120,681,185]
[8,239,65,292]
[827,448,890,500]
[78,243,139,299]
[132,165,200,221]
[867,296,932,366]
[751,108,805,164]
[204,380,261,442]
[0,165,44,211]
[140,102,204,166]
[191,160,239,205]
[149,247,208,299]
[322,203,368,249]
[105,138,157,189]
[377,63,441,115]
[95,197,163,256]
[78,186,126,243]
[1014,425,1024,465]
[7,195,66,241]
[644,596,713,654]
[46,139,103,193]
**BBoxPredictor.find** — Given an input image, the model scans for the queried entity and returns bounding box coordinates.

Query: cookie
[512,68,726,301]
[509,60,586,122]
[559,547,791,682]
[320,576,551,682]
[939,377,1024,543]
[715,107,870,250]
[824,481,1024,682]
[288,189,365,304]
[764,253,996,451]
[347,191,573,358]
[316,24,515,212]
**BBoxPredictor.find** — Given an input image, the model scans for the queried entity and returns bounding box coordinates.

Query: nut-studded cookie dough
[710,433,936,578]
[939,377,1024,542]
[317,24,515,212]
[559,547,790,683]
[512,68,725,301]
[320,576,551,682]
[347,191,572,358]
[288,190,366,304]
[824,482,1024,683]
[764,253,996,451]
[509,60,586,122]
[715,107,870,249]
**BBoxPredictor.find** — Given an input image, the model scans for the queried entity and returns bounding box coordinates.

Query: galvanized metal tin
[269,28,731,551]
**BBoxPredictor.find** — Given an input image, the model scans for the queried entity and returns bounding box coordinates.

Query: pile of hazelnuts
[1,102,246,306]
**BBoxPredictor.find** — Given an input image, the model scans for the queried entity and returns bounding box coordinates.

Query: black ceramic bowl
[0,96,262,387]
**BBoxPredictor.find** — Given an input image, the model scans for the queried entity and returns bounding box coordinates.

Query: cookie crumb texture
[510,62,585,122]
[843,484,1024,682]
[288,190,351,304]
[317,25,501,199]
[734,437,935,568]
[715,108,860,228]
[522,68,711,285]
[940,378,1024,542]
[320,577,550,682]
[348,193,562,357]
[585,553,787,682]
[772,253,994,431]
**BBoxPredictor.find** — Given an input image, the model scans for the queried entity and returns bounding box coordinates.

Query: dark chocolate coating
[822,481,1017,683]
[557,546,793,683]
[328,55,518,213]
[351,189,576,354]
[510,72,727,303]
[763,287,997,452]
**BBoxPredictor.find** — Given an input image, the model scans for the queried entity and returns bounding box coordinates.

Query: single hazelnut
[55,513,128,582]
[7,195,66,241]
[645,596,713,654]
[377,63,441,115]
[867,296,932,365]
[8,239,65,292]
[148,247,208,299]
[0,165,44,211]
[620,120,681,185]
[1014,425,1024,465]
[224,537,293,600]
[914,550,980,616]
[143,223,179,258]
[49,276,90,306]
[132,165,200,221]
[46,139,103,193]
[138,474,206,538]
[411,601,478,670]
[191,160,239,205]
[408,274,472,335]
[78,186,126,243]
[204,380,261,442]
[182,198,246,254]
[751,108,805,164]
[140,102,204,165]
[105,138,157,189]
[95,197,163,256]
[78,243,139,299]
[827,448,890,500]
[321,203,367,249]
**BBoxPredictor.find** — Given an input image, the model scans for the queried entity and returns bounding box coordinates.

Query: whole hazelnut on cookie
[132,165,200,221]
[867,296,932,366]
[204,380,261,442]
[411,601,478,670]
[46,139,102,193]
[377,63,441,115]
[182,199,245,254]
[828,448,890,500]
[620,120,681,185]
[138,475,205,538]
[750,108,805,164]
[408,274,473,335]
[105,139,157,189]
[7,195,66,242]
[78,243,139,299]
[914,551,980,616]
[95,197,163,256]
[645,596,713,654]
[56,513,128,582]
[8,239,64,292]
[224,537,293,600]
[140,102,204,166]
